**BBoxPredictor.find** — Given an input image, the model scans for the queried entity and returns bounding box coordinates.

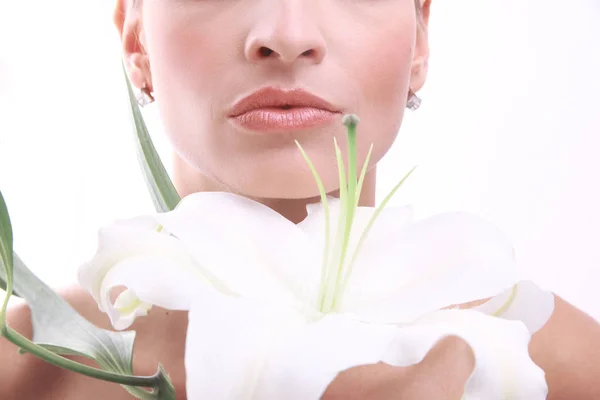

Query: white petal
[185,293,546,400]
[304,196,339,218]
[255,311,546,400]
[111,289,153,330]
[299,198,414,261]
[185,290,308,400]
[388,310,548,399]
[252,314,400,400]
[473,280,556,334]
[341,212,521,323]
[78,215,160,306]
[185,296,402,400]
[155,192,322,311]
[99,254,203,330]
[78,216,216,330]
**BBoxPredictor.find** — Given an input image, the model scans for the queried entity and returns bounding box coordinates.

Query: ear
[114,0,152,91]
[410,0,432,92]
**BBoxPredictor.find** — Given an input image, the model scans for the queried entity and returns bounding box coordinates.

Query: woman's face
[122,0,430,199]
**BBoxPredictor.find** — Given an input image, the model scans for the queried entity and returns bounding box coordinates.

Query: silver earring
[406,88,422,111]
[136,83,155,107]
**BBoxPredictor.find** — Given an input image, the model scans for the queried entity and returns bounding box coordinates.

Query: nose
[244,2,327,65]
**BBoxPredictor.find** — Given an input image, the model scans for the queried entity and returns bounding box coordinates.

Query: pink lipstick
[228,87,341,133]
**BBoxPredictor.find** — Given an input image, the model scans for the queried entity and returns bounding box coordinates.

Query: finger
[321,362,400,400]
[410,335,475,399]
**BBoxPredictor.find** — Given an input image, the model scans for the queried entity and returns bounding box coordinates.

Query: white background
[1,1,599,319]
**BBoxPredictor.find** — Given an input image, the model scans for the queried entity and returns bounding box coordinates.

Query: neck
[172,155,377,224]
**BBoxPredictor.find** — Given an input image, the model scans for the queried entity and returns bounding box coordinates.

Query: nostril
[259,47,274,57]
[301,49,314,57]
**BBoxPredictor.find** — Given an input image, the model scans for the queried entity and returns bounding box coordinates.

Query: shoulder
[530,295,600,400]
[0,285,188,399]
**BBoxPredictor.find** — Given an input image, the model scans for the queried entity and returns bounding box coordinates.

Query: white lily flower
[78,116,555,399]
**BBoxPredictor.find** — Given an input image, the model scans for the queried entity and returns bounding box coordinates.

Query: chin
[219,142,378,200]
[227,161,340,200]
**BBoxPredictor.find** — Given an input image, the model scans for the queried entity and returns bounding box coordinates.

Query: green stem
[355,144,374,209]
[2,326,162,387]
[331,118,358,310]
[346,122,357,224]
[295,141,331,312]
[320,138,348,312]
[0,246,160,389]
[0,271,13,338]
[0,231,15,338]
[339,165,418,296]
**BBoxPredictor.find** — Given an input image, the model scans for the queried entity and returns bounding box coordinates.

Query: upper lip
[228,87,340,117]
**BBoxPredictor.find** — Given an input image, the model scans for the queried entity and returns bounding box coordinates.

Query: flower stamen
[295,141,331,312]
[298,114,415,314]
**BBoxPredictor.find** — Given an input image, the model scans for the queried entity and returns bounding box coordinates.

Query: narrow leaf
[0,190,14,296]
[0,188,175,398]
[0,189,13,270]
[123,66,181,213]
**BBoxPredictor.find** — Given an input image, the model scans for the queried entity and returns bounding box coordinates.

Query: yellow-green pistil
[297,114,416,314]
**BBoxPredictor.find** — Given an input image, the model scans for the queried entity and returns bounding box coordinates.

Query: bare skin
[1,287,599,399]
[2,0,600,398]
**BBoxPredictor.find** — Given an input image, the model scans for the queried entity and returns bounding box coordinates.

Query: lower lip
[229,107,339,132]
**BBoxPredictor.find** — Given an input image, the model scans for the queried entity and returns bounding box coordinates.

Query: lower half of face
[143,0,417,199]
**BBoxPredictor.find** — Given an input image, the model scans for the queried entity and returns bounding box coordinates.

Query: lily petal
[185,289,309,400]
[212,307,547,400]
[78,215,214,330]
[185,293,407,400]
[252,313,401,400]
[341,212,521,323]
[99,253,202,330]
[299,198,414,258]
[474,280,556,334]
[391,310,548,399]
[112,288,153,330]
[154,192,322,311]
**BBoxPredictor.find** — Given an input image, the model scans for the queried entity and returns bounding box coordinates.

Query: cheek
[142,6,237,173]
[137,1,418,198]
[364,40,413,111]
[351,25,416,165]
[144,11,226,109]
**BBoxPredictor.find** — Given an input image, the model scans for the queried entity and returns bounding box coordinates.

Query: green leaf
[0,189,175,399]
[0,188,13,272]
[123,65,181,213]
[0,189,14,296]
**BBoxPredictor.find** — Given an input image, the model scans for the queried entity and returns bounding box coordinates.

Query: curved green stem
[295,140,331,312]
[331,119,359,310]
[339,165,418,296]
[320,138,348,312]
[1,325,162,387]
[355,144,374,209]
[0,192,163,392]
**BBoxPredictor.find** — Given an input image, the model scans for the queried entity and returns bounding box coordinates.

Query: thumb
[411,335,476,398]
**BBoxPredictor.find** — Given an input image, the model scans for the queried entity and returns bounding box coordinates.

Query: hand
[322,336,475,400]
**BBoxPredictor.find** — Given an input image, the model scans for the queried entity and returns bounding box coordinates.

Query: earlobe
[409,58,428,92]
[128,53,150,91]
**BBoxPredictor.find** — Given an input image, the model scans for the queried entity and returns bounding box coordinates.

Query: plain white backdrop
[1,1,599,319]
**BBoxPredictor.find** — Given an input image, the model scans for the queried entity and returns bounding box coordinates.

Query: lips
[227,87,342,132]
[228,87,339,117]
